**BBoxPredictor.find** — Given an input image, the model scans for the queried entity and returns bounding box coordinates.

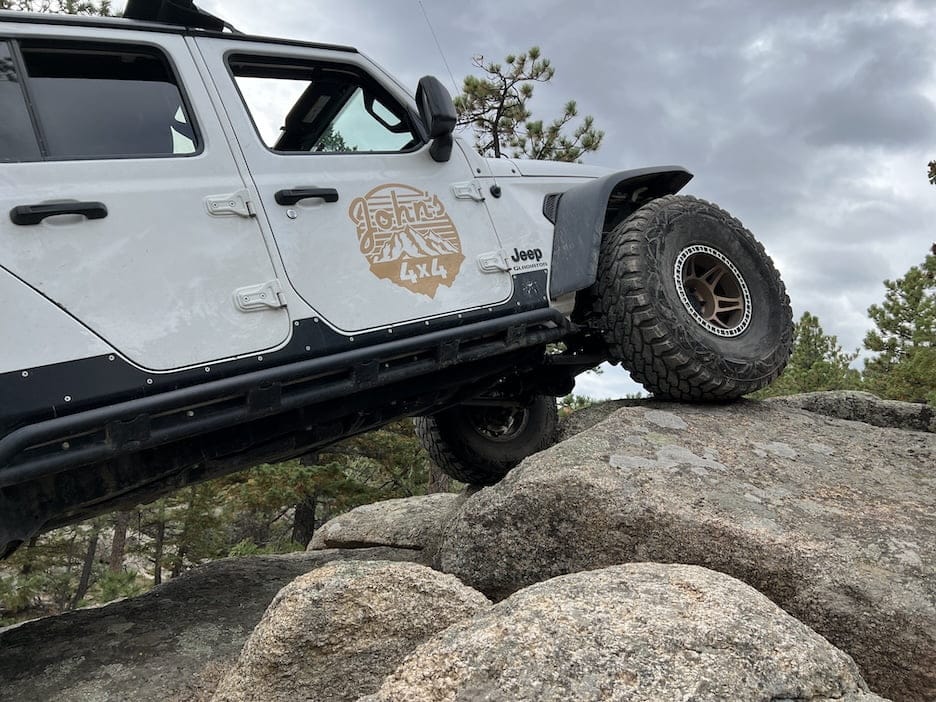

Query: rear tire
[414,395,558,485]
[594,194,793,400]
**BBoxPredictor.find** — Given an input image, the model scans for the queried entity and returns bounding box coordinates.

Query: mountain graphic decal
[374,227,461,262]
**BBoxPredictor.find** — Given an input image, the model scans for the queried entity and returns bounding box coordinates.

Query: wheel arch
[547,166,693,298]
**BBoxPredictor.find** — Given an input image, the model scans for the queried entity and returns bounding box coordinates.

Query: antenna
[418,1,460,95]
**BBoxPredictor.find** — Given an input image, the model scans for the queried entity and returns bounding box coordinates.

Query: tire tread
[414,397,558,485]
[594,194,793,401]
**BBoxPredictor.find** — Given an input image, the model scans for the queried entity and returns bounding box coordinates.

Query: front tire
[414,396,558,485]
[594,194,793,400]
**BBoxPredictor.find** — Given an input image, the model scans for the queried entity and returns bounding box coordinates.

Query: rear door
[0,26,290,371]
[193,37,513,333]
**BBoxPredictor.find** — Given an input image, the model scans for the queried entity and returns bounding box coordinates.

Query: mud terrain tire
[414,396,558,485]
[595,194,793,400]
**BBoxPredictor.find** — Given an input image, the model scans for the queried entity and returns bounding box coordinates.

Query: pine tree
[0,1,112,14]
[863,248,936,404]
[559,394,593,417]
[314,127,353,153]
[69,523,101,610]
[0,527,83,623]
[455,47,603,162]
[754,312,860,398]
[107,510,131,573]
[166,485,226,577]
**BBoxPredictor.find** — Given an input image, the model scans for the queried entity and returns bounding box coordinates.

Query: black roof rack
[123,0,233,32]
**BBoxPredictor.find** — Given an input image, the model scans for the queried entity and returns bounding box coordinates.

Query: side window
[230,56,418,154]
[0,42,41,162]
[18,42,197,160]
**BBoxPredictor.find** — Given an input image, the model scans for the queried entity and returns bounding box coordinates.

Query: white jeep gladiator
[0,0,792,557]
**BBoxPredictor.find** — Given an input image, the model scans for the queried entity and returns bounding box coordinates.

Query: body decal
[349,183,465,298]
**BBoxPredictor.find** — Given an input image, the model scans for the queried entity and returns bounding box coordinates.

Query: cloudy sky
[180,1,936,396]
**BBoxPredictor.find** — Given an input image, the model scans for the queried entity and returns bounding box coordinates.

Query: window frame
[0,39,43,163]
[224,50,426,158]
[0,36,204,163]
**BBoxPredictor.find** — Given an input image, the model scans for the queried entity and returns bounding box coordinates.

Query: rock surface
[2,393,930,702]
[211,560,489,702]
[0,547,424,702]
[768,390,936,432]
[556,398,638,441]
[439,400,935,702]
[364,564,884,702]
[309,493,463,554]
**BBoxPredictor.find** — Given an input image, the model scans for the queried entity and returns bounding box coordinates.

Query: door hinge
[206,189,255,218]
[234,279,286,312]
[452,181,485,202]
[477,249,511,273]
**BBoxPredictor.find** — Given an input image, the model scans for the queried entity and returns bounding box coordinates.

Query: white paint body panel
[497,159,613,178]
[482,157,524,178]
[482,175,579,298]
[0,20,616,376]
[194,38,513,333]
[0,25,290,371]
[0,266,113,374]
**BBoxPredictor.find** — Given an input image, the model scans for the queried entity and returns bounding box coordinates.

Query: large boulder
[439,400,935,702]
[365,563,884,702]
[556,398,637,441]
[211,560,489,702]
[309,493,463,554]
[0,547,424,702]
[767,390,935,433]
[2,393,929,702]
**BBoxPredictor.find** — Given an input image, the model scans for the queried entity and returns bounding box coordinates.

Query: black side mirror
[416,76,456,163]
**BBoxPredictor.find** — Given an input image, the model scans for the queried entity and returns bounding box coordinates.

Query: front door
[193,38,513,333]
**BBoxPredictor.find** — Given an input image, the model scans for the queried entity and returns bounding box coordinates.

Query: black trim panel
[548,167,693,298]
[0,344,547,554]
[0,271,550,436]
[0,305,569,482]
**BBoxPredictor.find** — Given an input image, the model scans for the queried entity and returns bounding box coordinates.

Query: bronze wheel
[674,245,752,338]
[594,194,792,400]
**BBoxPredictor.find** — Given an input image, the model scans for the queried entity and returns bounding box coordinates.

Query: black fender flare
[548,166,693,298]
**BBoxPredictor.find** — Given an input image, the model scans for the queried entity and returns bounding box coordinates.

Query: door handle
[10,201,108,226]
[274,188,339,206]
